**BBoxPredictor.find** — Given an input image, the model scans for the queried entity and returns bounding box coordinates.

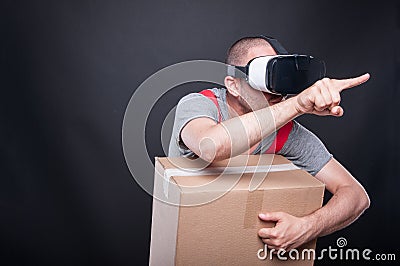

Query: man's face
[237,44,284,112]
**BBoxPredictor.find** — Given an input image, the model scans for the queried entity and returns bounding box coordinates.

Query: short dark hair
[225,36,272,66]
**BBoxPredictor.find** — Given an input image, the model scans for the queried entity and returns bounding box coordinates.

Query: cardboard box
[149,154,325,265]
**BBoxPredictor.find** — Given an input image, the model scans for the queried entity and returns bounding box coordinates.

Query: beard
[237,94,268,113]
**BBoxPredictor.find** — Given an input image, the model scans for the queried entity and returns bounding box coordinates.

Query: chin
[268,96,284,105]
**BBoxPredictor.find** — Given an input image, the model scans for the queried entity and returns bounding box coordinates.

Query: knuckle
[314,86,322,94]
[259,229,267,238]
[333,94,341,104]
[321,77,330,83]
[269,239,278,246]
[314,81,322,87]
[269,231,278,238]
[275,240,283,248]
[277,232,285,239]
[333,98,340,105]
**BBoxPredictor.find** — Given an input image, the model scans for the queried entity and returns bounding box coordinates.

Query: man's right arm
[181,74,370,162]
[181,98,298,161]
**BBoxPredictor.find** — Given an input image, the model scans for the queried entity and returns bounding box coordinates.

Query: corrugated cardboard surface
[149,155,325,266]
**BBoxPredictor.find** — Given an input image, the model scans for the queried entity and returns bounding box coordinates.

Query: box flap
[156,155,324,194]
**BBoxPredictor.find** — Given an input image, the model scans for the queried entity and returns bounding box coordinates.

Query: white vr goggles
[227,36,326,95]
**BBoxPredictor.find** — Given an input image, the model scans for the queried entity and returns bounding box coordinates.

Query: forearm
[201,97,300,161]
[190,74,370,162]
[304,184,370,240]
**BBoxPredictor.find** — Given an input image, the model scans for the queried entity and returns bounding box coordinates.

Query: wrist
[275,96,303,119]
[302,212,323,240]
[287,96,305,116]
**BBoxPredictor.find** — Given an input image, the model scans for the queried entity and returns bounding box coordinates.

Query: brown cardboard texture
[149,154,325,266]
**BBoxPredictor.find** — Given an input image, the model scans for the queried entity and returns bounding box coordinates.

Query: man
[168,36,370,251]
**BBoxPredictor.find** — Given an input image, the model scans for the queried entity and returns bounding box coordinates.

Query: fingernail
[259,213,266,219]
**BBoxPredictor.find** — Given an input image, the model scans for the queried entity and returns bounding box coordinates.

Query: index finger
[334,73,370,92]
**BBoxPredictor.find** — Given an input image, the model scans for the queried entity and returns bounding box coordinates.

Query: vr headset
[227,35,326,96]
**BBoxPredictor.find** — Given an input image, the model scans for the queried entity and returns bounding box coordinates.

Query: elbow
[197,137,229,163]
[357,186,370,215]
[362,189,371,211]
[199,149,217,163]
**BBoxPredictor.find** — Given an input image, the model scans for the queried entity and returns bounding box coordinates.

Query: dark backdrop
[2,1,399,265]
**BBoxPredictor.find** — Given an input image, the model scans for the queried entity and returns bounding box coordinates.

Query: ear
[224,76,240,97]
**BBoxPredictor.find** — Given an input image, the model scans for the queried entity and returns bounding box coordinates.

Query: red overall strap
[264,121,294,154]
[199,89,222,122]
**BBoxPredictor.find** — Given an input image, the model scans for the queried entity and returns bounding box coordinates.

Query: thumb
[258,212,283,222]
[330,106,344,116]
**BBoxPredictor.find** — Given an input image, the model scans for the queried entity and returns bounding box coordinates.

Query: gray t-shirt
[168,88,332,176]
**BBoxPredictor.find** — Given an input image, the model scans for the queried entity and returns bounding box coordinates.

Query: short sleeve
[278,120,333,176]
[168,92,219,157]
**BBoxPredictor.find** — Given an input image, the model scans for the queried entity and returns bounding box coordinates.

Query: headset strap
[258,35,289,55]
[227,35,288,77]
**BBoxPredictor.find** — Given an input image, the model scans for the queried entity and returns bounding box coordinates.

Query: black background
[2,1,400,265]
